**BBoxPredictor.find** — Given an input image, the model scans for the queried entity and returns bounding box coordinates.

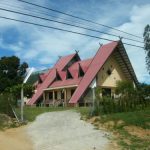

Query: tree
[4,84,34,105]
[0,56,28,93]
[143,24,150,74]
[115,80,134,96]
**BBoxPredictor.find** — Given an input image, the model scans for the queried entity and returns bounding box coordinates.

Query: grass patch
[100,107,150,129]
[19,106,90,122]
[79,107,150,150]
[15,106,71,122]
[0,114,18,130]
[117,128,150,150]
[74,107,90,116]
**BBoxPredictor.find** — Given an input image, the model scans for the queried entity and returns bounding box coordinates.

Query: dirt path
[0,110,117,150]
[27,110,113,150]
[0,126,33,150]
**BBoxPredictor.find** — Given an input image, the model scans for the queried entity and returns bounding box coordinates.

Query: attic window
[106,69,112,75]
[78,63,84,77]
[56,70,61,81]
[66,69,73,79]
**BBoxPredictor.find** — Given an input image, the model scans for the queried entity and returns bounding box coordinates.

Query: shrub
[92,81,150,116]
[0,93,14,116]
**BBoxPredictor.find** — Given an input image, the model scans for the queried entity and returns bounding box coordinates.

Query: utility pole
[20,67,34,122]
[89,78,96,115]
[21,84,24,122]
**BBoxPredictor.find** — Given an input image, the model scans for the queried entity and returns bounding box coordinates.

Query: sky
[0,0,150,83]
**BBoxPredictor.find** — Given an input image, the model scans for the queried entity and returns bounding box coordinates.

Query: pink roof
[49,59,92,88]
[50,78,81,88]
[54,53,79,71]
[69,41,119,104]
[27,53,80,105]
[27,68,56,105]
[39,70,50,82]
[68,58,92,73]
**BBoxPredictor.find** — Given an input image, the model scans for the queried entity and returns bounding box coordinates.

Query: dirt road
[0,110,115,150]
[0,127,33,150]
[27,110,112,150]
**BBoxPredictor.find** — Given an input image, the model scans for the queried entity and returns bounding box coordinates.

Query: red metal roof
[69,41,119,104]
[50,78,81,88]
[27,68,56,105]
[27,53,81,105]
[49,58,92,88]
[54,53,78,71]
[39,70,50,82]
[68,58,92,73]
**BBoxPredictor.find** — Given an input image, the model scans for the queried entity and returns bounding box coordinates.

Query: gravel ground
[26,110,112,150]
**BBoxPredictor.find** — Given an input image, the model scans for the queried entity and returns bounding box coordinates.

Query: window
[56,71,61,81]
[102,88,111,97]
[49,92,53,99]
[66,69,73,79]
[106,68,112,75]
[78,63,84,77]
[71,89,75,96]
[61,90,64,99]
[54,91,57,99]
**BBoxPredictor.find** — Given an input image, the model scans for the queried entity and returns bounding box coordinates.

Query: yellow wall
[97,55,127,88]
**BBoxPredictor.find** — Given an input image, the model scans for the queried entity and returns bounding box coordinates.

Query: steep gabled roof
[54,53,80,71]
[39,71,49,82]
[27,53,80,105]
[68,58,92,78]
[27,68,56,105]
[69,41,119,104]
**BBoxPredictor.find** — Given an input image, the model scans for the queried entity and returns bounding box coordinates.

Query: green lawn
[100,108,150,129]
[15,106,72,122]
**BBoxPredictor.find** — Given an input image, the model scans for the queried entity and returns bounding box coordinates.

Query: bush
[0,94,14,116]
[92,81,150,116]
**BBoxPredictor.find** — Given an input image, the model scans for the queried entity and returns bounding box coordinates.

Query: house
[27,41,138,106]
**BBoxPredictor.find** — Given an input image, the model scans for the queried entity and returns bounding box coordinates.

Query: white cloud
[116,4,150,83]
[0,1,149,84]
[97,4,150,83]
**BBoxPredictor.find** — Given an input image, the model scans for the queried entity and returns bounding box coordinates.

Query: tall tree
[0,56,28,93]
[143,24,150,74]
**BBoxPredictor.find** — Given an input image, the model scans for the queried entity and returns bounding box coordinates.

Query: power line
[0,7,144,44]
[0,15,144,49]
[0,1,143,43]
[0,1,144,43]
[17,0,143,39]
[0,1,94,28]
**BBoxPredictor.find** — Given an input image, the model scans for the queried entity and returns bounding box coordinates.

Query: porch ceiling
[43,85,78,91]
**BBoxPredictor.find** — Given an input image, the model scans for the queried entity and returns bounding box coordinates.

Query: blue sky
[0,0,150,83]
